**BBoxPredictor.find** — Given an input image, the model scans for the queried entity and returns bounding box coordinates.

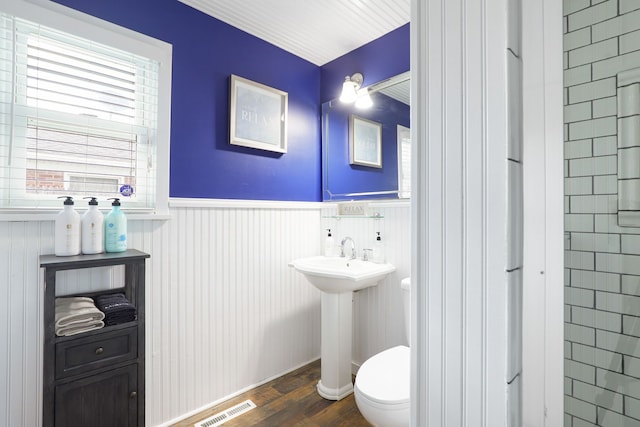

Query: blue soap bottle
[104,198,127,252]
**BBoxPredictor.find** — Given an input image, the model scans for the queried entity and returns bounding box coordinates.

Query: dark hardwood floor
[171,359,372,427]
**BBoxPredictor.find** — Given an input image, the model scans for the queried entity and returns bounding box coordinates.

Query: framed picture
[349,115,382,168]
[229,74,288,153]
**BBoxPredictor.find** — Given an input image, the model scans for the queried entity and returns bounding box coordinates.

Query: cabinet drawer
[56,327,137,379]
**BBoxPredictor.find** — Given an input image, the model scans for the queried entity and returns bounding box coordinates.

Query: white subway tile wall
[620,0,640,15]
[565,139,593,159]
[593,175,617,194]
[567,0,617,33]
[564,27,591,52]
[617,83,640,116]
[618,116,640,148]
[568,78,617,104]
[593,135,618,156]
[593,96,617,118]
[569,38,618,68]
[565,64,593,87]
[593,50,640,80]
[564,1,640,425]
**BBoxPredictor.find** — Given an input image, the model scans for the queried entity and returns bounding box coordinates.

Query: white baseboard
[156,357,321,427]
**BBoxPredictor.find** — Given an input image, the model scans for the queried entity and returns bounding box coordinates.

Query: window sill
[0,211,171,222]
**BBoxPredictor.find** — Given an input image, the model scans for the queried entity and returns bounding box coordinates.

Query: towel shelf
[40,249,149,427]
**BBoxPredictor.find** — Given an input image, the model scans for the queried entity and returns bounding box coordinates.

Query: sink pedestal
[288,256,395,400]
[317,292,354,400]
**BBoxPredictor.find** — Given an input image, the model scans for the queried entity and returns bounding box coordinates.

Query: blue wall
[52,0,409,202]
[54,0,322,201]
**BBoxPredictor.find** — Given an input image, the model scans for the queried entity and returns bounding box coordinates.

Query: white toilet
[354,277,411,427]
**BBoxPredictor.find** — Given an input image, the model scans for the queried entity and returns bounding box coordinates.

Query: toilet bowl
[354,277,411,427]
[354,345,410,426]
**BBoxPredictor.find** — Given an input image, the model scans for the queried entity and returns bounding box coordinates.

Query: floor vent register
[194,400,257,427]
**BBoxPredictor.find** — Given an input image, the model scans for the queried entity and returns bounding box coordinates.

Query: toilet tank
[401,277,411,345]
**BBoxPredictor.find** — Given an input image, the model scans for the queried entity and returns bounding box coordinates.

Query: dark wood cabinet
[40,250,149,427]
[55,364,138,427]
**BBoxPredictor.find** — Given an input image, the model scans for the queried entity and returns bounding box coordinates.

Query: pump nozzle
[107,198,121,206]
[83,197,99,206]
[58,196,74,205]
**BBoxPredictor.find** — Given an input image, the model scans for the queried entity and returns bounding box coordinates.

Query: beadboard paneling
[322,202,411,368]
[0,201,410,426]
[179,0,410,66]
[412,0,512,425]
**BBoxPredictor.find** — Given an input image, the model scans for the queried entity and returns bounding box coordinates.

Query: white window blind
[0,10,161,211]
[397,125,411,199]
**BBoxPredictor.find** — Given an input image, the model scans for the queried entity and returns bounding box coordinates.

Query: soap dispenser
[104,198,127,253]
[372,231,385,263]
[81,197,104,254]
[324,228,335,257]
[55,196,81,256]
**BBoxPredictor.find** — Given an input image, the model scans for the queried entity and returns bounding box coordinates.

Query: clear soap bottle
[372,231,385,263]
[324,228,334,257]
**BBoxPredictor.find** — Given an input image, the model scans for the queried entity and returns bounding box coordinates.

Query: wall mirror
[322,71,410,201]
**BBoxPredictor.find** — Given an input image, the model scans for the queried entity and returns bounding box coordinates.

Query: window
[0,1,171,213]
[397,125,411,199]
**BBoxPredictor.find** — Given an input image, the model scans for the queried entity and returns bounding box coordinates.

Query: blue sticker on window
[120,184,134,197]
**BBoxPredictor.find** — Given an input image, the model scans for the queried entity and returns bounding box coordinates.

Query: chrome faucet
[340,237,356,259]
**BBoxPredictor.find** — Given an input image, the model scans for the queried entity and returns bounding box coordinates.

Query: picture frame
[349,115,382,168]
[229,74,288,153]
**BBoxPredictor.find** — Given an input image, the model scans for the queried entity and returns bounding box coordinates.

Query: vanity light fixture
[355,88,373,109]
[339,72,364,104]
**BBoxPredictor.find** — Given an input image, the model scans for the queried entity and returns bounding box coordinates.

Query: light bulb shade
[355,89,373,109]
[340,76,358,103]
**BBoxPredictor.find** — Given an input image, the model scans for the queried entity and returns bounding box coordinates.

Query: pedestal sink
[289,256,395,400]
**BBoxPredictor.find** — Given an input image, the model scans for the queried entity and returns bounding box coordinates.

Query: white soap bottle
[55,196,81,256]
[324,228,334,257]
[372,231,385,263]
[81,197,104,254]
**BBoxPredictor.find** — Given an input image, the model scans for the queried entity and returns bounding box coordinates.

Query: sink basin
[289,256,395,293]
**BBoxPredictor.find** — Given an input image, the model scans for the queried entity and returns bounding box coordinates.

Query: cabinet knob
[95,347,104,355]
[130,391,137,399]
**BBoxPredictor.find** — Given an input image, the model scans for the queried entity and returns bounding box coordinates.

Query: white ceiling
[380,79,410,105]
[178,0,410,66]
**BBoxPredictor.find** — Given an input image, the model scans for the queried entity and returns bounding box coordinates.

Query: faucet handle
[362,248,372,261]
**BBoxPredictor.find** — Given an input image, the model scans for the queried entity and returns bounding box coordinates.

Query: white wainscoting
[322,201,412,370]
[0,199,410,426]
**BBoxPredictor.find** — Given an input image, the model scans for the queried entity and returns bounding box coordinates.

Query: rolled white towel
[55,296,105,329]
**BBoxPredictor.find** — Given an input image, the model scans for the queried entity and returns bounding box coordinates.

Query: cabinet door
[55,364,138,427]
